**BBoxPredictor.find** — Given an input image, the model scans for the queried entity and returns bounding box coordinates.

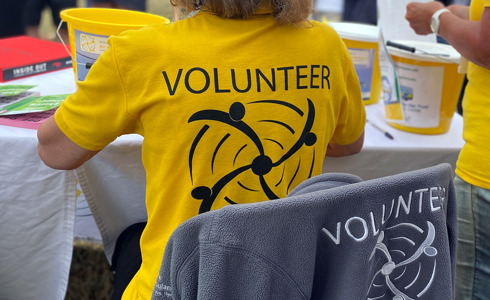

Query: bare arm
[405,2,490,69]
[447,4,470,20]
[326,131,364,157]
[37,116,100,170]
[439,6,490,69]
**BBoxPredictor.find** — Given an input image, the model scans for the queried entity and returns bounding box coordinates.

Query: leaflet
[0,93,70,115]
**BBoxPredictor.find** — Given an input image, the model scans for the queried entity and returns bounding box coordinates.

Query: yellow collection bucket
[386,40,464,134]
[60,8,170,82]
[328,22,382,105]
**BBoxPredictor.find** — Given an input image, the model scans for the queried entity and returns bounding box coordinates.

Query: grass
[39,0,175,40]
[65,240,114,300]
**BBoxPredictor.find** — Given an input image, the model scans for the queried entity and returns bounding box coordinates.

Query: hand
[405,1,445,35]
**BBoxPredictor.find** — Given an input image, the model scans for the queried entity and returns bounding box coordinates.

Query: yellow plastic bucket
[386,40,464,134]
[60,8,169,82]
[328,22,382,105]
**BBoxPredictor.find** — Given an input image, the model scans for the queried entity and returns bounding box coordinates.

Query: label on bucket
[74,29,110,81]
[387,62,444,128]
[348,47,375,100]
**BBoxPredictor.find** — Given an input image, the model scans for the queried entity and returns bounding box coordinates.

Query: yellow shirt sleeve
[54,36,140,151]
[330,46,366,145]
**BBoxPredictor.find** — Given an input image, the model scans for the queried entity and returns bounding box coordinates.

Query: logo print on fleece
[188,98,317,213]
[367,222,438,299]
[321,186,448,300]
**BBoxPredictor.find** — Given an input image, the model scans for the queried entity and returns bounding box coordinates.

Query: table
[0,69,78,299]
[323,101,464,179]
[0,68,465,299]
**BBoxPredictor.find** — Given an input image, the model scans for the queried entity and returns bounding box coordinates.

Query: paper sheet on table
[377,0,437,43]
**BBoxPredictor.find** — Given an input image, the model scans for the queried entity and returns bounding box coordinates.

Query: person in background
[0,1,28,38]
[37,0,366,298]
[86,0,146,11]
[23,0,77,42]
[452,0,471,116]
[343,0,377,25]
[312,0,344,22]
[406,1,490,299]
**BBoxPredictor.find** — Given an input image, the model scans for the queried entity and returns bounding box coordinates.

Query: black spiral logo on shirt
[188,98,317,213]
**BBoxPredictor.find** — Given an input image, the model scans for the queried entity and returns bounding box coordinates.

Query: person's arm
[439,6,490,69]
[447,4,470,20]
[37,116,100,170]
[405,2,490,69]
[326,130,364,157]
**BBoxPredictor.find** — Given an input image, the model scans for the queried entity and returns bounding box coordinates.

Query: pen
[366,119,394,140]
[386,40,415,53]
[386,40,451,58]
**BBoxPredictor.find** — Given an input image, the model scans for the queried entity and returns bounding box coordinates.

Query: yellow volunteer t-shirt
[55,7,365,300]
[455,0,490,189]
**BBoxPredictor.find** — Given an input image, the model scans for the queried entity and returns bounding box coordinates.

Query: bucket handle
[56,20,74,63]
[56,20,93,69]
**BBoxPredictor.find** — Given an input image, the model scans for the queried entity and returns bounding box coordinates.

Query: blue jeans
[454,175,490,300]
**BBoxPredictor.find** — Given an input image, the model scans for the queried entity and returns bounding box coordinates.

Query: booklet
[0,85,40,110]
[0,93,70,115]
[0,85,37,97]
[0,85,71,129]
[0,91,41,110]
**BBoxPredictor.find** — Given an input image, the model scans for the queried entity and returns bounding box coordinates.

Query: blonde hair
[169,0,313,24]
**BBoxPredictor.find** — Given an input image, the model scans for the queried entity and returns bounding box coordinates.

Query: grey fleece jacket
[152,163,456,300]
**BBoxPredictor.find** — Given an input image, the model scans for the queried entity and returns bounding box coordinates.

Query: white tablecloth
[0,69,78,300]
[75,134,147,261]
[323,101,464,179]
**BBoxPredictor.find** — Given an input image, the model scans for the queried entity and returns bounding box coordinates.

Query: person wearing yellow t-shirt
[37,0,366,298]
[406,1,490,299]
